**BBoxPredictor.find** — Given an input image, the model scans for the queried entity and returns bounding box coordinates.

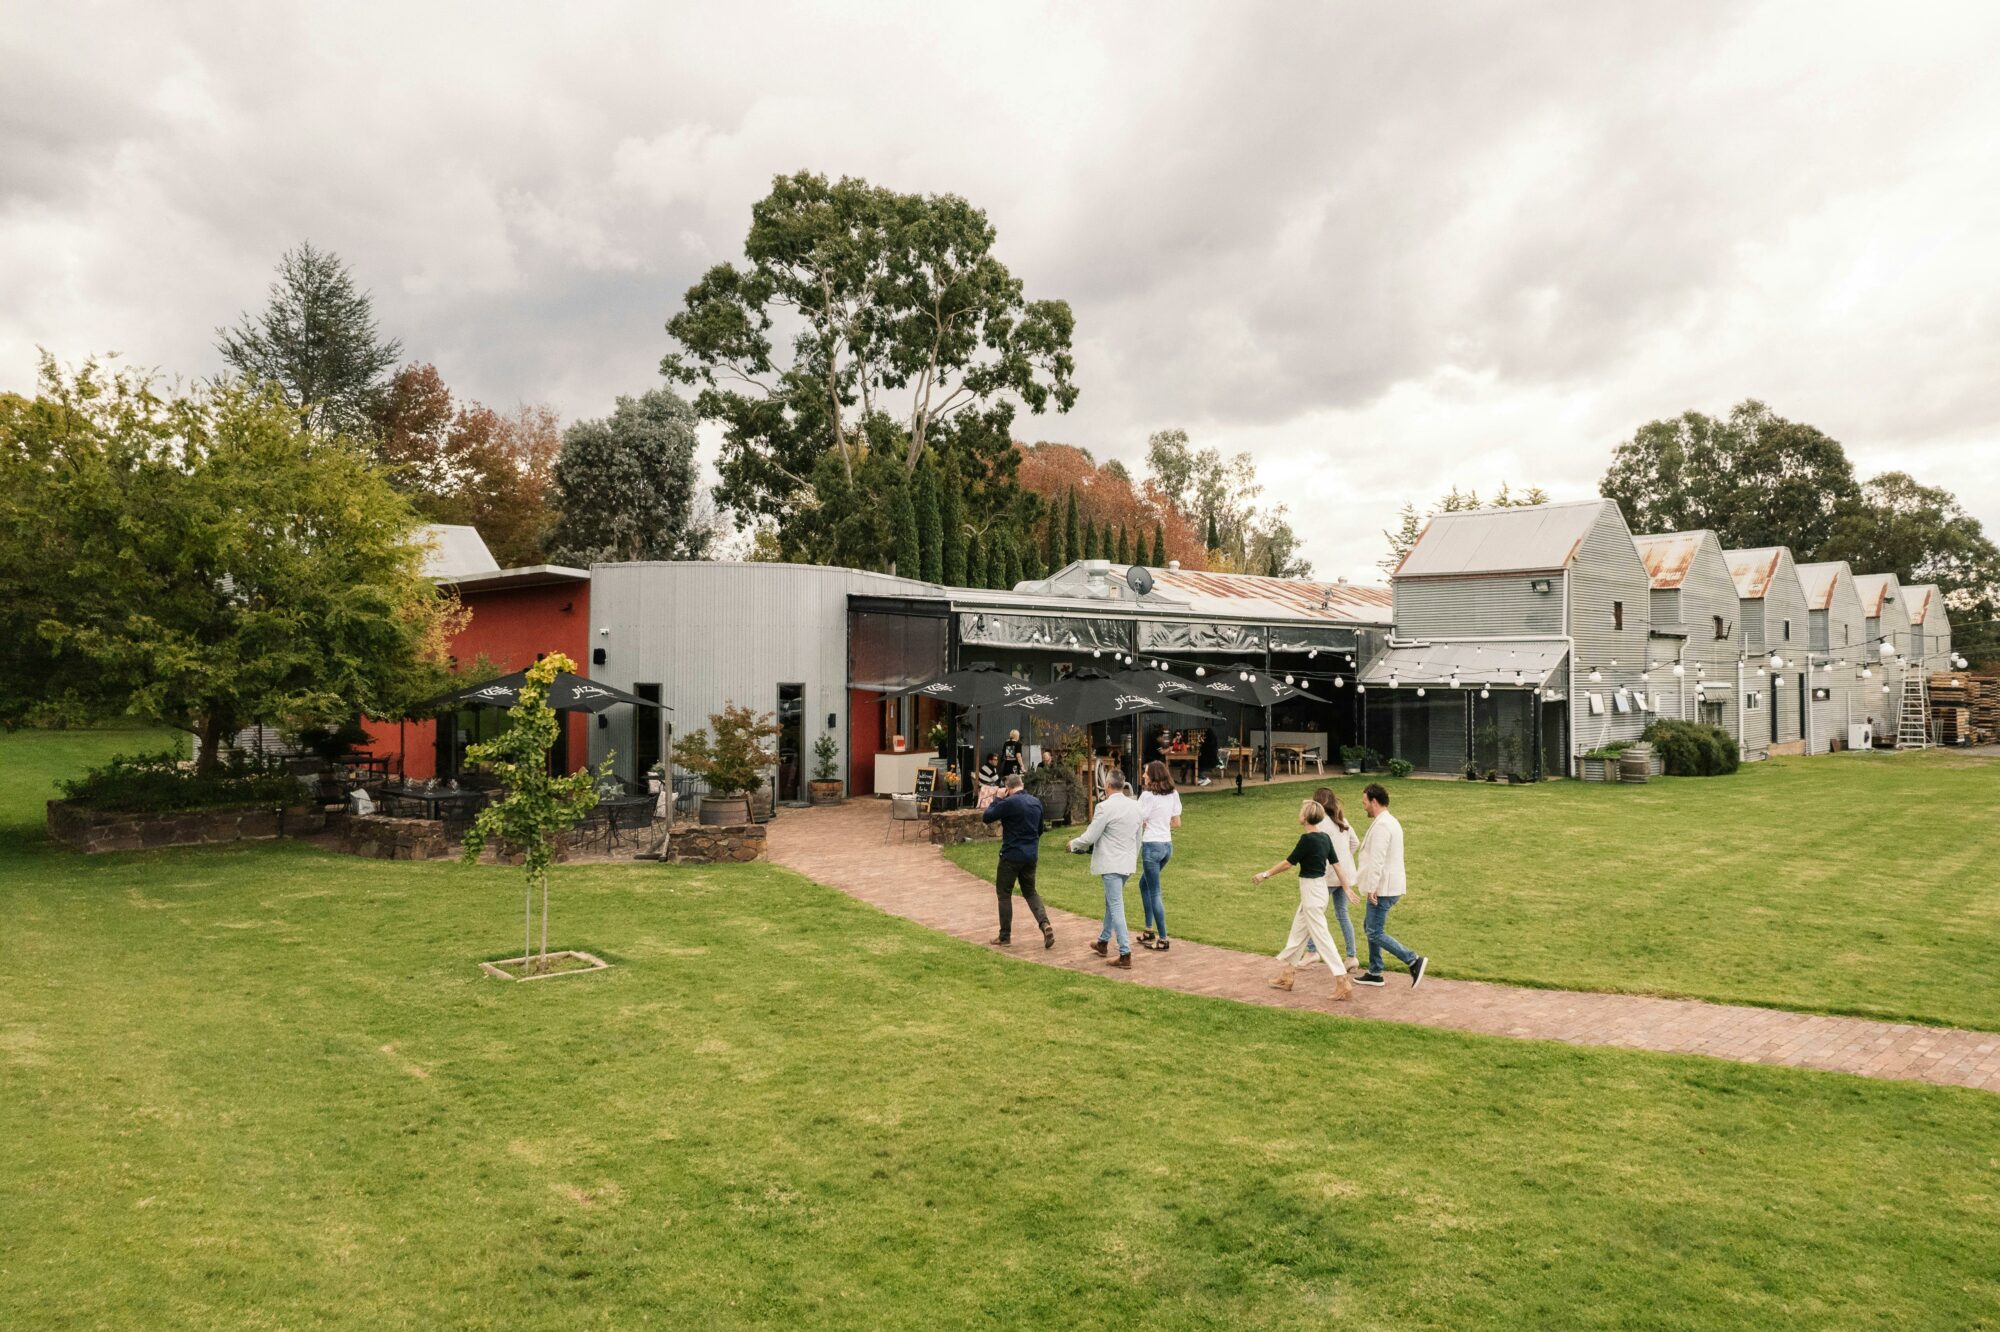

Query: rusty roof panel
[1904,583,1936,624]
[1150,566,1394,623]
[1792,560,1847,611]
[1633,532,1704,589]
[1722,547,1784,599]
[1852,572,1900,618]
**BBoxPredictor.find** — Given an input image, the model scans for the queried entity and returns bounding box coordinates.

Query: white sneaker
[1197,777,1211,786]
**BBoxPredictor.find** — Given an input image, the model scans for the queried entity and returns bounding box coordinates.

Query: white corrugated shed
[417,524,500,579]
[1394,500,1609,578]
[1358,639,1568,687]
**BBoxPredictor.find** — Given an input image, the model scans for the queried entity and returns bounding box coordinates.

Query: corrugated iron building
[1633,530,1746,745]
[1793,560,1868,751]
[1722,547,1813,754]
[1365,499,1653,776]
[1903,583,1954,671]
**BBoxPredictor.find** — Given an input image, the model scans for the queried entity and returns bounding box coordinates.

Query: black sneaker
[1409,956,1428,988]
[1353,972,1387,986]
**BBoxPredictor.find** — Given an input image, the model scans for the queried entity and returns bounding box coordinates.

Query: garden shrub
[1386,757,1414,779]
[1641,720,1740,776]
[60,748,304,812]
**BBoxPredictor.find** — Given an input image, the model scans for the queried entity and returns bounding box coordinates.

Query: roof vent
[1082,559,1116,599]
[1167,559,1181,572]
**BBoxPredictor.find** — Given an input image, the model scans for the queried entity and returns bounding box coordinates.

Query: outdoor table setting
[378,781,484,820]
[594,793,657,851]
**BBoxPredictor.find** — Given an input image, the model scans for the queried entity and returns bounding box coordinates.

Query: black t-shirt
[1286,831,1333,878]
[1000,740,1023,774]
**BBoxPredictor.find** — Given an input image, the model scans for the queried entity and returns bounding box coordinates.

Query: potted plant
[1485,769,1499,782]
[1462,760,1480,781]
[807,733,844,805]
[1340,744,1371,775]
[673,703,782,825]
[925,720,950,754]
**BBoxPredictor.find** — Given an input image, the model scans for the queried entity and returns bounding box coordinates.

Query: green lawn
[947,754,2000,1030]
[5,730,2000,1329]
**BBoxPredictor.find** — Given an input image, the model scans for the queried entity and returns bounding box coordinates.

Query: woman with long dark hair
[1136,760,1182,950]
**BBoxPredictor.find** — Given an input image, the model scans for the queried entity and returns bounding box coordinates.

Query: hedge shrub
[1641,720,1741,776]
[60,748,305,812]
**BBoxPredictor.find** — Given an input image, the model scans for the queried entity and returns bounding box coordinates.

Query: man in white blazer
[1353,782,1428,988]
[1068,770,1146,968]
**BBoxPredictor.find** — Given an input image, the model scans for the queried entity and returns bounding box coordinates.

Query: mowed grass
[946,753,2000,1030]
[4,730,2000,1329]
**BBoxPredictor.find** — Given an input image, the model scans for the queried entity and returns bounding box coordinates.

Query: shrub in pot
[674,703,781,825]
[1340,745,1371,774]
[807,733,844,805]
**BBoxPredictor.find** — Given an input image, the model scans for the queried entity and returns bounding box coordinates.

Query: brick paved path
[766,801,2000,1094]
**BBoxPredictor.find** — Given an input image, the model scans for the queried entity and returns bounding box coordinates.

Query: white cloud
[3,0,1998,582]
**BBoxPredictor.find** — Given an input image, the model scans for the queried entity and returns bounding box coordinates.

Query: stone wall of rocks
[47,800,327,854]
[327,811,455,861]
[666,823,767,864]
[929,808,999,846]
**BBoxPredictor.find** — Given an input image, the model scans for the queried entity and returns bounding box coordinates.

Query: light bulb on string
[1334,676,1345,688]
[1416,686,1427,697]
[1449,673,1460,688]
[1479,687,1490,699]
[1672,663,1685,677]
[1588,668,1602,683]
[1285,674,1295,685]
[1195,666,1206,677]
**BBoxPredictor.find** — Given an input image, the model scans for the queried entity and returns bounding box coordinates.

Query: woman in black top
[1252,799,1353,1001]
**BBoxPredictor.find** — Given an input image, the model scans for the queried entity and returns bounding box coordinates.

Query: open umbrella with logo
[1016,670,1224,728]
[1195,663,1330,707]
[431,670,666,714]
[890,660,1040,709]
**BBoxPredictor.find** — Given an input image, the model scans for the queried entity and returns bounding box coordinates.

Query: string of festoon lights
[1003,620,1986,703]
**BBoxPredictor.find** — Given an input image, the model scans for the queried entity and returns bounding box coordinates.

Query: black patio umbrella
[1110,667,1208,703]
[890,661,1039,709]
[1016,669,1225,728]
[430,669,667,714]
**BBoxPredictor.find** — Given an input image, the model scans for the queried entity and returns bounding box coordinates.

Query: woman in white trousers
[1254,799,1354,1002]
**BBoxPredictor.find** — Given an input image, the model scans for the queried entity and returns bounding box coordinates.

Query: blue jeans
[1098,872,1132,955]
[1364,894,1417,973]
[1139,841,1172,939]
[1306,884,1357,960]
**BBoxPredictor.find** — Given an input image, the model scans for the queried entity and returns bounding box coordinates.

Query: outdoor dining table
[596,794,657,851]
[382,786,483,820]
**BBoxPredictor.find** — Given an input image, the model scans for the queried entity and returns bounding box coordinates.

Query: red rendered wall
[360,580,590,780]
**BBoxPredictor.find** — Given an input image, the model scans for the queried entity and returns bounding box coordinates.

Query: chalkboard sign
[913,767,937,814]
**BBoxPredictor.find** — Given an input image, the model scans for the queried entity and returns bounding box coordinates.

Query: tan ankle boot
[1269,967,1296,992]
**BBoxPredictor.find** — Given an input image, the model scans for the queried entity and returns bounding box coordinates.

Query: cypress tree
[1063,489,1081,567]
[916,464,943,583]
[1043,510,1060,571]
[970,532,988,589]
[940,461,966,585]
[1138,525,1156,568]
[1204,510,1220,552]
[987,531,1009,588]
[1154,521,1167,567]
[892,486,920,577]
[1083,516,1098,561]
[1004,528,1025,587]
[1116,525,1131,565]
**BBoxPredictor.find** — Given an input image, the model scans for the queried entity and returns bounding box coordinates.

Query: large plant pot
[700,793,750,826]
[807,780,844,806]
[1036,784,1072,824]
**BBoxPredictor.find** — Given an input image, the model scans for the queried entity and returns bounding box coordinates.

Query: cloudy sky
[7,1,1999,581]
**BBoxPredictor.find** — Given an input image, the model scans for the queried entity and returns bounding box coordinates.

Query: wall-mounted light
[1529,578,1553,593]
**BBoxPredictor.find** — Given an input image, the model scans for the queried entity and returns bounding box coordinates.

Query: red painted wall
[361,579,590,780]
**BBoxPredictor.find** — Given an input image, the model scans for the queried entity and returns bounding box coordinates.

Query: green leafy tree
[1821,471,2000,662]
[459,652,608,976]
[216,241,402,438]
[1205,510,1221,551]
[916,461,943,582]
[892,484,920,577]
[1600,400,1858,550]
[1146,427,1310,576]
[660,170,1076,547]
[1380,483,1549,575]
[940,458,967,585]
[548,388,712,564]
[0,358,460,770]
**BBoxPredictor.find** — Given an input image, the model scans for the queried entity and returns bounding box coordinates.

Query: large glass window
[849,611,947,689]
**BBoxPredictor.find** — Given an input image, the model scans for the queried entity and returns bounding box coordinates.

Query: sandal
[1138,930,1157,944]
[1142,938,1170,951]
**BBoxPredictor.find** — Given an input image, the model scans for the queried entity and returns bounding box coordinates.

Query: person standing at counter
[1000,729,1024,777]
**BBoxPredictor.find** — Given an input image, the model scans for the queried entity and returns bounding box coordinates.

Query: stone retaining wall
[47,800,327,854]
[929,808,999,846]
[328,811,455,861]
[667,823,767,864]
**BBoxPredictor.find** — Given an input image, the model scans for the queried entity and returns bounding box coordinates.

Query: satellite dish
[1125,565,1155,596]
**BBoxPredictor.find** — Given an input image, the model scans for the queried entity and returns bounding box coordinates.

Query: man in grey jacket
[1067,770,1146,968]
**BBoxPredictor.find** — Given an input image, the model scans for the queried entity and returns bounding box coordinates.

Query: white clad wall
[586,562,937,790]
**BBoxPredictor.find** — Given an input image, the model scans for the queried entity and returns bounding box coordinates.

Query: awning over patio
[1358,639,1569,689]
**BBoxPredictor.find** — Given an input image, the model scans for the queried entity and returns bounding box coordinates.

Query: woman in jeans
[1136,760,1182,951]
[1302,785,1362,974]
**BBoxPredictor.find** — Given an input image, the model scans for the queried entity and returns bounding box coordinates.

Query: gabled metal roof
[1852,572,1900,618]
[1633,531,1715,589]
[1792,561,1852,611]
[418,523,500,578]
[1903,583,1939,625]
[1147,566,1393,624]
[1394,499,1608,579]
[1721,546,1787,599]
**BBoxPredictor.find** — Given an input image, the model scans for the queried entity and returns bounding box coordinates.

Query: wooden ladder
[1895,669,1931,750]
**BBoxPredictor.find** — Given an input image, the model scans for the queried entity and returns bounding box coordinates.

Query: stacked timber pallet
[1929,673,1998,745]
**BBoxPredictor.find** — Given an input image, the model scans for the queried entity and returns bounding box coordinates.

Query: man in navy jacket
[981,773,1054,948]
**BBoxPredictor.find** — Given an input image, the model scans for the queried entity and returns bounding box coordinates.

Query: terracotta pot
[807,780,845,805]
[699,794,750,826]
